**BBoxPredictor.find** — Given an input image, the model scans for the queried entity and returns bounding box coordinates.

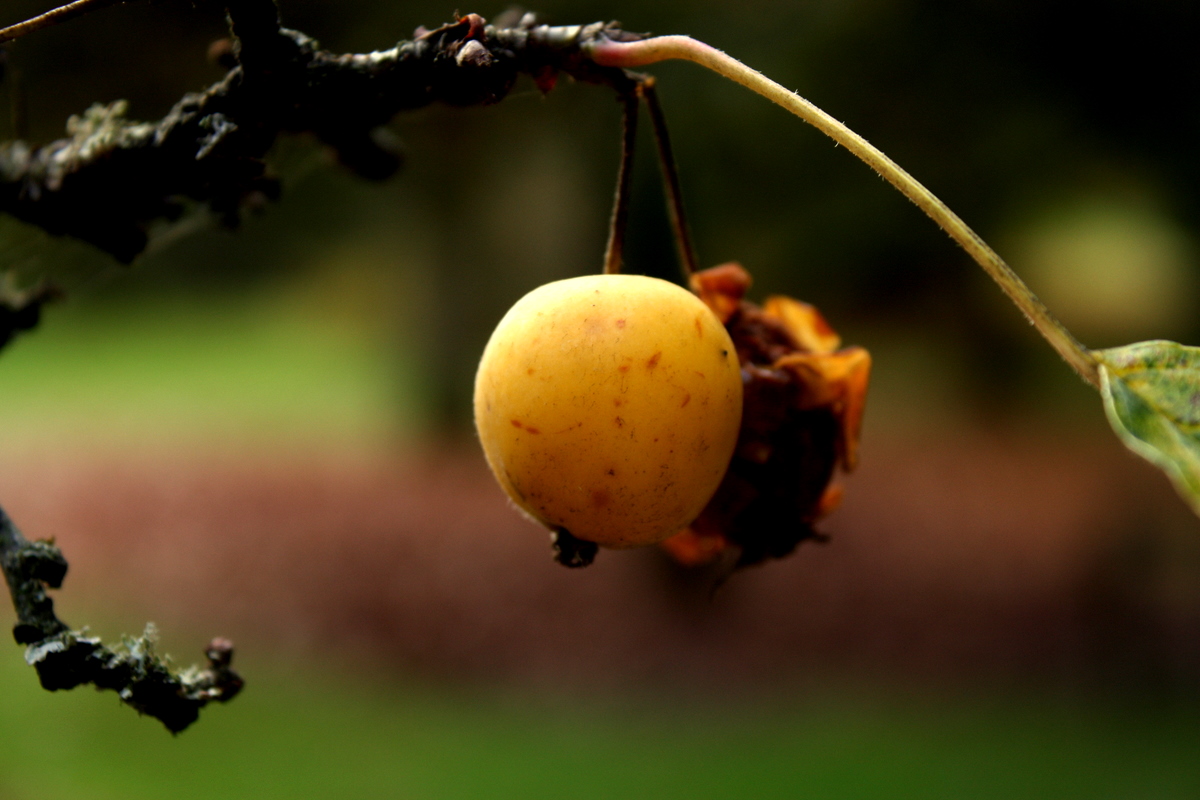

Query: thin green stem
[588,35,1101,388]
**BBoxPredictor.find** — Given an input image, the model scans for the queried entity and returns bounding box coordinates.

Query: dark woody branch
[0,2,641,263]
[0,2,643,349]
[1,505,244,733]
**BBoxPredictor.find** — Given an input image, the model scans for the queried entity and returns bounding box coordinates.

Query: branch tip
[2,506,242,732]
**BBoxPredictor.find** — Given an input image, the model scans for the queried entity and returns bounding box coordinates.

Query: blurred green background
[2,0,1199,797]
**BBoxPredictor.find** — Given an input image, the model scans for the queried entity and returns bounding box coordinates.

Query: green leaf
[1094,340,1200,517]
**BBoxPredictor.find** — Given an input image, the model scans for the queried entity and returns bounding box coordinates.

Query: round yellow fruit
[474,274,743,549]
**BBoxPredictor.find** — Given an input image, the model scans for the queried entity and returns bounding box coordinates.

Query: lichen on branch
[1,506,243,733]
[0,1,641,349]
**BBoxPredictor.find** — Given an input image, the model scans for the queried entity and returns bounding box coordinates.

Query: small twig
[641,78,699,278]
[0,0,126,45]
[588,35,1101,389]
[1,505,243,733]
[602,89,640,275]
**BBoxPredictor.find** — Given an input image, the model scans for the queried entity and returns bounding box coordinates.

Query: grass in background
[0,273,423,452]
[1,649,1199,799]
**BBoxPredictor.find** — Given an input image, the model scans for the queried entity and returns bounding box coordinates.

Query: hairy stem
[588,35,1101,388]
[0,0,126,45]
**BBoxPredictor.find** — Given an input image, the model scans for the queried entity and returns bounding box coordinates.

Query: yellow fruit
[474,274,743,549]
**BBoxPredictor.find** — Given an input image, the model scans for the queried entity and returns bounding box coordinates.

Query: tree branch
[0,6,641,349]
[1,506,243,733]
[0,6,639,263]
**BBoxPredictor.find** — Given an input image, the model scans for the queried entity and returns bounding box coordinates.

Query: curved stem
[0,0,123,45]
[588,35,1101,389]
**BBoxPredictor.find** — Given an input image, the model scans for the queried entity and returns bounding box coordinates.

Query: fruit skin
[474,274,744,549]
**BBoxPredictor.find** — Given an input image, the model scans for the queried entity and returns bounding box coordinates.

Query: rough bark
[1,506,243,733]
[0,1,642,347]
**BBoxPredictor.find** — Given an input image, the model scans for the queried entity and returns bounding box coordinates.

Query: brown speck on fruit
[681,393,691,407]
[591,489,611,508]
[527,368,535,375]
[618,365,630,373]
[614,398,623,407]
[615,416,625,428]
[616,319,626,328]
[606,468,616,476]
[646,351,662,369]
[525,426,541,435]
[511,419,523,429]
[695,316,704,337]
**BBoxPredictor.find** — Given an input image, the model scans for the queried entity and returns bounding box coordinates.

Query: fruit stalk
[642,78,700,277]
[587,35,1101,389]
[603,91,641,274]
